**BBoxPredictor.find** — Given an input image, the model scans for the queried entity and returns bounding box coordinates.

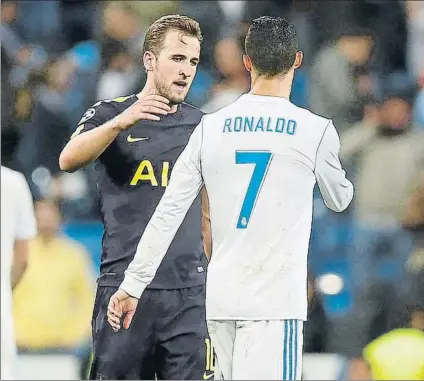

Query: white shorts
[1,314,16,380]
[208,319,303,380]
[1,337,16,380]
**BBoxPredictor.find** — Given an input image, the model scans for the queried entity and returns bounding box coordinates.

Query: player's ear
[242,54,252,73]
[293,51,303,70]
[143,51,156,72]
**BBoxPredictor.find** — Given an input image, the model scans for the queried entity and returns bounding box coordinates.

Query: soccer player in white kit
[107,16,354,380]
[1,166,37,380]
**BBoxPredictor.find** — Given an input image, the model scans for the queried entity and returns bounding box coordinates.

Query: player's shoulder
[1,166,27,186]
[202,94,330,126]
[288,102,336,142]
[0,166,30,202]
[180,102,204,124]
[92,94,137,109]
[200,94,243,123]
[289,102,331,128]
[78,94,137,126]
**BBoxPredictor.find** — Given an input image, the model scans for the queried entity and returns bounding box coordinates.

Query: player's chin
[168,92,187,104]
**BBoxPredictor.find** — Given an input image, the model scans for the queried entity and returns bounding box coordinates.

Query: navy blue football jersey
[72,95,206,289]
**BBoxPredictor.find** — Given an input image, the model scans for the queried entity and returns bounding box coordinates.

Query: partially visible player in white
[107,16,354,380]
[1,166,37,380]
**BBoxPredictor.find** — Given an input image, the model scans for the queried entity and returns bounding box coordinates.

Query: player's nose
[178,65,191,78]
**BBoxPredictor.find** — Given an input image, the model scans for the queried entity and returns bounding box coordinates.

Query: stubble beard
[154,76,186,107]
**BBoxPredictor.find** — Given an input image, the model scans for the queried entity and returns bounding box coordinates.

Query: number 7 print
[235,151,273,229]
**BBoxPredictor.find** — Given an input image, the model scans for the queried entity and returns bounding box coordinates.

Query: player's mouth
[173,81,187,91]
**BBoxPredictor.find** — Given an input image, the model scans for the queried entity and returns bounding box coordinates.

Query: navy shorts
[89,285,208,380]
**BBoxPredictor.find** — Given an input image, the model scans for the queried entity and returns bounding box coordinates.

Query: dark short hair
[142,14,203,57]
[245,16,299,78]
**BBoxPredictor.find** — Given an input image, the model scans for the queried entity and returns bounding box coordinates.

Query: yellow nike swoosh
[203,372,214,380]
[127,135,149,143]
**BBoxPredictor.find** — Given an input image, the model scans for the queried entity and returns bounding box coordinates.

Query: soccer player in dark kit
[59,15,213,380]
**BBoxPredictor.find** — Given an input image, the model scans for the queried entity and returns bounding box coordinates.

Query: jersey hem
[97,276,206,290]
[206,316,307,321]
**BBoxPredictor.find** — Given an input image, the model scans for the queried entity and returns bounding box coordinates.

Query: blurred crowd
[2,0,424,378]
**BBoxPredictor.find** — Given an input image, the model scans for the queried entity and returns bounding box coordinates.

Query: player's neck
[249,72,293,100]
[137,83,178,113]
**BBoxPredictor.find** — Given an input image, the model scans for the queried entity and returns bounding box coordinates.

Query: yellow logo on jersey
[127,135,149,143]
[205,338,215,378]
[92,95,132,107]
[70,124,85,139]
[111,96,132,103]
[130,160,169,187]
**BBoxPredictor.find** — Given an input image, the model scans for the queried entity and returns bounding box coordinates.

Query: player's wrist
[110,115,129,131]
[120,274,147,299]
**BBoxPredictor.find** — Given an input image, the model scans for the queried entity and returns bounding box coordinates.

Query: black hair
[245,16,299,78]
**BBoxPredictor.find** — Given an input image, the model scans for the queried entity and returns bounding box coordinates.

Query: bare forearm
[59,94,172,172]
[11,262,27,290]
[11,240,30,290]
[59,118,122,172]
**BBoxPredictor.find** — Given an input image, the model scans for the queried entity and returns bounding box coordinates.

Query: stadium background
[1,0,423,379]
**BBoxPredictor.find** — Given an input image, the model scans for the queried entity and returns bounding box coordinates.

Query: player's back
[200,94,352,320]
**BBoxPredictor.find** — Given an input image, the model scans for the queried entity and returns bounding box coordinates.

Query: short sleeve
[69,96,134,139]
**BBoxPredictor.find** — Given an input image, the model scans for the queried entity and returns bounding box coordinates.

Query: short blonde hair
[142,14,202,56]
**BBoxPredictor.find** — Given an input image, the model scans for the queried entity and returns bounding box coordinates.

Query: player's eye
[190,61,199,67]
[172,57,183,62]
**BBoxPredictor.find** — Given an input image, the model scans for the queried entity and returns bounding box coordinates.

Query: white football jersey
[1,166,36,379]
[121,94,354,320]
